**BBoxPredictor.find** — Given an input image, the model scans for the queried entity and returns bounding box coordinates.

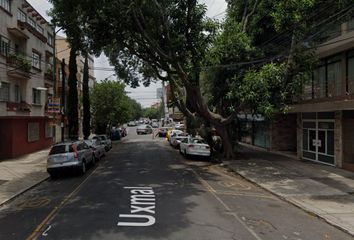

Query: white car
[168,130,184,144]
[171,135,189,149]
[179,137,211,158]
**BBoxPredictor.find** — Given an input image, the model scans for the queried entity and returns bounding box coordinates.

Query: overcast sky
[27,0,227,107]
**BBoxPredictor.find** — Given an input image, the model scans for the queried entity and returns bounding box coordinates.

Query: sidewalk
[225,144,354,236]
[0,149,50,206]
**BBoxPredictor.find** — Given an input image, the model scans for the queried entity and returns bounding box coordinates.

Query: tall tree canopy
[50,0,354,158]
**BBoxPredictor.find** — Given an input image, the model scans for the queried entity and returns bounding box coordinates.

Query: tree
[50,0,354,158]
[128,98,143,120]
[91,80,131,134]
[143,107,162,120]
[67,47,79,140]
[82,53,91,139]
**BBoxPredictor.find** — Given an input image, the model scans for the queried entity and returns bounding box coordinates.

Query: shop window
[28,122,39,142]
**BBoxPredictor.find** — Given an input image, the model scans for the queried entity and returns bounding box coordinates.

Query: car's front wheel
[80,161,87,175]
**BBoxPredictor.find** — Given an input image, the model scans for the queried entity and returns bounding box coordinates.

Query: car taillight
[72,144,78,158]
[188,144,194,148]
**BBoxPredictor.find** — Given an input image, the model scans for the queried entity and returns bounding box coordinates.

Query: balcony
[6,53,31,79]
[7,27,29,41]
[17,20,47,43]
[6,101,31,112]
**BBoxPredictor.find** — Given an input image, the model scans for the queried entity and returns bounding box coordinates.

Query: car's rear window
[193,139,206,144]
[49,145,67,155]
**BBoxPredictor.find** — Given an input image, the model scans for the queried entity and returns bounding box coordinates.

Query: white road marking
[41,225,52,237]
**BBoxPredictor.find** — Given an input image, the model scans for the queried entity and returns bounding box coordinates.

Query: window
[28,122,39,142]
[348,18,354,32]
[28,17,36,28]
[17,10,26,22]
[47,33,53,46]
[0,0,10,12]
[348,50,354,94]
[45,122,52,138]
[32,51,41,69]
[0,35,10,56]
[14,85,20,102]
[0,82,10,101]
[32,88,41,105]
[36,25,44,35]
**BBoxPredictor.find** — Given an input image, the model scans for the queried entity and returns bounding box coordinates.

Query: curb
[0,175,50,207]
[223,163,354,237]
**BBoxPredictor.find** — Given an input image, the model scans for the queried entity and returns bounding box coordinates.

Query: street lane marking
[191,169,264,240]
[26,166,100,240]
[41,225,52,237]
[117,187,156,227]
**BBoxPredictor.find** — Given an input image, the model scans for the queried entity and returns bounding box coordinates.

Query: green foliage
[143,107,162,120]
[91,80,134,133]
[82,54,91,139]
[67,47,79,140]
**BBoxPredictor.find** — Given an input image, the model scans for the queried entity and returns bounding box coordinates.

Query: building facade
[239,18,354,171]
[55,36,95,140]
[291,18,354,171]
[0,0,55,159]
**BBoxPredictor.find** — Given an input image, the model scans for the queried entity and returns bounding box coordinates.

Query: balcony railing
[6,52,31,79]
[17,20,47,43]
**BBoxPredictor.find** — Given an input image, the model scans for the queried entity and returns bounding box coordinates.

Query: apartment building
[55,36,95,139]
[291,18,354,171]
[239,18,354,171]
[0,0,55,159]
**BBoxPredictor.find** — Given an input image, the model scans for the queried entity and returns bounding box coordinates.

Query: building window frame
[0,0,11,13]
[0,82,10,101]
[32,88,41,105]
[17,9,26,22]
[36,25,44,35]
[47,33,53,46]
[0,35,10,56]
[14,84,21,103]
[28,17,36,29]
[32,50,41,70]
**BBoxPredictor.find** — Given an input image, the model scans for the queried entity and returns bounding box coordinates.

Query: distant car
[119,127,127,137]
[127,121,137,126]
[137,124,153,134]
[47,141,95,177]
[179,137,211,158]
[84,139,105,161]
[152,122,159,128]
[110,128,121,141]
[174,123,185,130]
[158,127,171,137]
[93,135,112,151]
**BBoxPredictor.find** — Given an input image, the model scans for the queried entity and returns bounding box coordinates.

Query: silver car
[93,135,112,151]
[136,124,153,134]
[84,139,105,161]
[179,137,211,158]
[47,141,95,177]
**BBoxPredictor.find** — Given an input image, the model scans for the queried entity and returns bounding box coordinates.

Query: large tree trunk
[215,124,234,159]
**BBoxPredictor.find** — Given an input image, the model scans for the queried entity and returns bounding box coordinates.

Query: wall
[0,117,52,159]
[271,114,297,152]
[342,111,354,171]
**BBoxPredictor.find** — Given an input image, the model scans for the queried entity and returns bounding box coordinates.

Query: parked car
[84,139,105,161]
[119,126,127,137]
[179,137,211,158]
[137,124,153,134]
[110,128,121,141]
[168,130,184,144]
[167,129,183,141]
[93,135,112,151]
[158,127,171,137]
[170,134,189,149]
[174,123,185,130]
[152,122,159,128]
[47,141,95,177]
[127,121,137,126]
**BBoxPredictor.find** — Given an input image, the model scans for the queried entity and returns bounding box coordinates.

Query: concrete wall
[342,111,354,171]
[334,111,343,168]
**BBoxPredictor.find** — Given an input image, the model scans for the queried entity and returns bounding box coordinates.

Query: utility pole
[61,59,66,142]
[162,81,169,126]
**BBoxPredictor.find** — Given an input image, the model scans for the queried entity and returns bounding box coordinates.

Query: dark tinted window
[49,145,67,155]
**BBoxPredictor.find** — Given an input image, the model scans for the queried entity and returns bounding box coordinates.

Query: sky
[27,0,227,107]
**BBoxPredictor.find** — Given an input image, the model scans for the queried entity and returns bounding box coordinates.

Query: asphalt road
[0,127,352,240]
